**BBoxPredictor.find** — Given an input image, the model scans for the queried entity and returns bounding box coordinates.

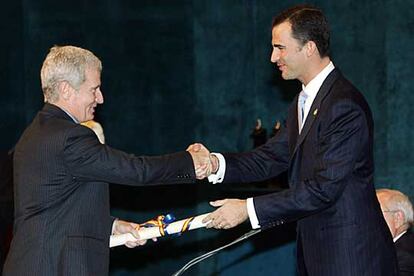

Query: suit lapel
[290,69,341,159]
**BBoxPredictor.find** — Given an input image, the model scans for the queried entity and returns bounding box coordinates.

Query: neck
[300,56,331,86]
[51,101,79,123]
[394,224,409,237]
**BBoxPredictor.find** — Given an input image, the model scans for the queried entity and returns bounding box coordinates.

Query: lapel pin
[313,109,318,116]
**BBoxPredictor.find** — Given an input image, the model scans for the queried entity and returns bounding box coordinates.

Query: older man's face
[70,68,104,123]
[377,193,397,238]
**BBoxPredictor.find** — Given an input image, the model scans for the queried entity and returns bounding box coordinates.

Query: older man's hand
[112,219,155,248]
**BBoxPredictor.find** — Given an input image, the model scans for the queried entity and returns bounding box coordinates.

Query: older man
[3,45,208,276]
[377,189,414,275]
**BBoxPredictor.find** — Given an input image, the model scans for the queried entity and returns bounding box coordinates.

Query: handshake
[187,143,248,230]
[186,143,218,179]
[113,143,247,247]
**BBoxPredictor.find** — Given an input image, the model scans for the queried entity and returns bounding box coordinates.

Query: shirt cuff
[111,218,118,235]
[207,153,226,184]
[247,197,260,229]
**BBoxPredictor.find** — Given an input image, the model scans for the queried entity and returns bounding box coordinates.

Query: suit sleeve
[222,126,290,183]
[254,98,370,228]
[63,125,196,186]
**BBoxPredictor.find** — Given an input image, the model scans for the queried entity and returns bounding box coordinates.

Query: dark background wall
[1,0,413,275]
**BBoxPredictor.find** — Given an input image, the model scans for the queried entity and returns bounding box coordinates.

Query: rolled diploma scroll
[110,213,211,248]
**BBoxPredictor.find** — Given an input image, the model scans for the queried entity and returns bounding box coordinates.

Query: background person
[377,189,414,275]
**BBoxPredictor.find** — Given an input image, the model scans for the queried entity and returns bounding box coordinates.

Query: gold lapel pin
[313,109,318,116]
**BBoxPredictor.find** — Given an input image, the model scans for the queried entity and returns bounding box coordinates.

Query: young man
[193,5,399,275]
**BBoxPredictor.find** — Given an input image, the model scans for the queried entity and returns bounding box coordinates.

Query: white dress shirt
[393,230,407,243]
[59,105,80,124]
[209,62,335,229]
[300,61,335,128]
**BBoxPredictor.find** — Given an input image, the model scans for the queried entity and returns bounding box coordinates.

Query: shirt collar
[394,230,407,242]
[59,106,79,124]
[301,61,335,98]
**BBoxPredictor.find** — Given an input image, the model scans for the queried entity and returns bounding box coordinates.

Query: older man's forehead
[377,192,392,208]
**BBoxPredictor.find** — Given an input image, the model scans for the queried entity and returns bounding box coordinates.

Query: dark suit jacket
[396,229,414,276]
[223,69,399,275]
[0,151,14,272]
[3,103,195,276]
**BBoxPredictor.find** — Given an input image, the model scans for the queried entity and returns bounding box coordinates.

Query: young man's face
[271,21,308,83]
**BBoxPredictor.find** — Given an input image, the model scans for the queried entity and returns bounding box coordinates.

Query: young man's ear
[305,41,318,57]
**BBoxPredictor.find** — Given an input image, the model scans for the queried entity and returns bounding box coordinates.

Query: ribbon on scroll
[110,213,211,247]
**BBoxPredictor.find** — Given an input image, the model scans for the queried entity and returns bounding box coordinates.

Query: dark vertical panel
[323,0,390,186]
[192,1,258,151]
[96,0,198,155]
[21,0,85,122]
[0,2,25,150]
[382,0,414,196]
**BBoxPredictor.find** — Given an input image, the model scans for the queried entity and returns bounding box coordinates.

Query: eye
[273,45,286,51]
[91,86,99,93]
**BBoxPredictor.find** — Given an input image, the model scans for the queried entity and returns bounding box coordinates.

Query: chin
[282,74,295,81]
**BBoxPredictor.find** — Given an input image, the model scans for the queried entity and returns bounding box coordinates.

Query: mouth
[277,64,286,71]
[90,106,96,114]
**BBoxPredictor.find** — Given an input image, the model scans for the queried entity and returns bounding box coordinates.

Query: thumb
[210,199,227,207]
[129,224,140,240]
[120,222,139,238]
[190,143,202,152]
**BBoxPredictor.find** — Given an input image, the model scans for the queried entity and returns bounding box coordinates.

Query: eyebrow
[273,44,286,49]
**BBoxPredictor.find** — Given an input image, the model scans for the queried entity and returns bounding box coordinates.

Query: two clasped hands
[115,143,249,248]
[186,143,249,231]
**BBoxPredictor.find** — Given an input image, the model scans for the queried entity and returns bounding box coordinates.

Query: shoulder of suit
[395,230,414,249]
